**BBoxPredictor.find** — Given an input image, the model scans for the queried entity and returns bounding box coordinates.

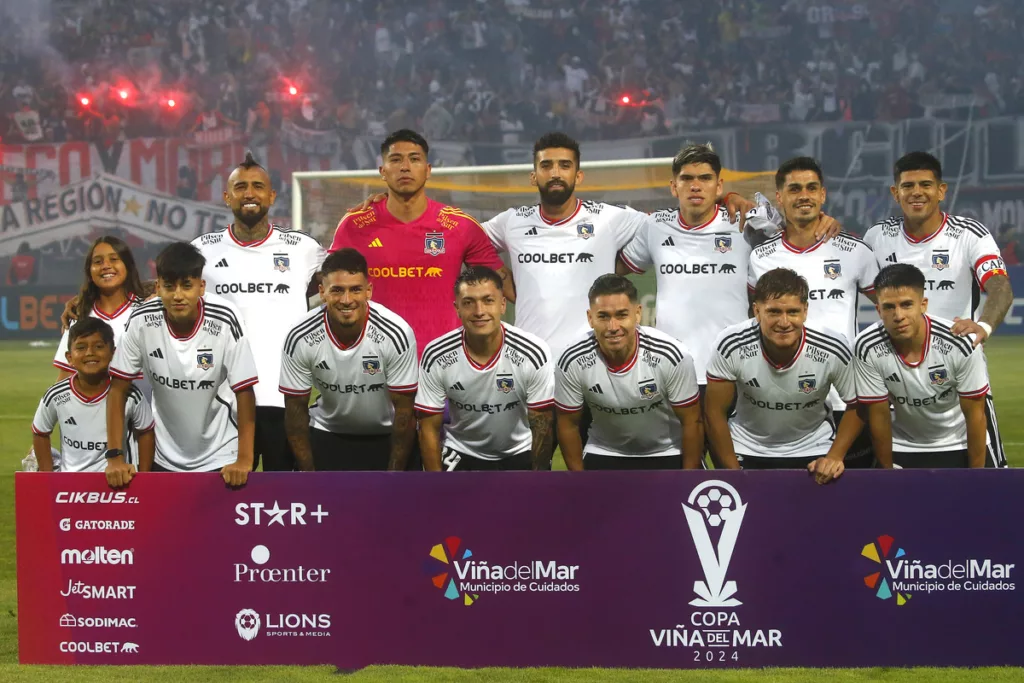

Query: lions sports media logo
[424,232,446,256]
[235,609,261,640]
[714,235,732,253]
[426,536,479,606]
[683,481,747,607]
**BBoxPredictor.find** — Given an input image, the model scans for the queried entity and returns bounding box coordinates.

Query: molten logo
[60,547,134,565]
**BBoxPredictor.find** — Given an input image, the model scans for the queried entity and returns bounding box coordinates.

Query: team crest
[929,367,949,386]
[714,235,733,253]
[931,252,950,270]
[798,375,817,394]
[362,356,381,375]
[424,233,446,256]
[638,381,659,400]
[496,375,515,393]
[823,261,842,280]
[577,223,595,240]
[273,253,290,272]
[197,351,214,371]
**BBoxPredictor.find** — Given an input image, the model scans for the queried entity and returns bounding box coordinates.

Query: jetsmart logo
[60,547,134,565]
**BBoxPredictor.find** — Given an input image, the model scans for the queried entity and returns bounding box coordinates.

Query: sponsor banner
[280,121,342,157]
[16,471,1024,667]
[0,286,77,340]
[0,173,231,258]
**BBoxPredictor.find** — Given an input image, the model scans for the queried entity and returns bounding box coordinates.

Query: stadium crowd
[1,0,1023,146]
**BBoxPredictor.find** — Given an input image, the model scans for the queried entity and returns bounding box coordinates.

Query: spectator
[7,241,37,286]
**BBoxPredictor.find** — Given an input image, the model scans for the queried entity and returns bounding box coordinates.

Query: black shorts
[309,429,391,471]
[254,406,297,472]
[984,395,1007,468]
[441,447,532,471]
[893,448,1001,469]
[583,453,682,470]
[737,453,819,470]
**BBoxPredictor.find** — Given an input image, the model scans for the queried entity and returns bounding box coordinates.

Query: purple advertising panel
[16,471,1024,668]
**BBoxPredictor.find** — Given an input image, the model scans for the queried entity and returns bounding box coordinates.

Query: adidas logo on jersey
[215,258,229,268]
[64,416,77,426]
[316,360,330,370]
[746,378,760,388]
[886,373,901,383]
[449,382,465,391]
[662,237,675,247]
[368,238,383,248]
[885,253,897,264]
[589,384,604,394]
[149,349,164,359]
[526,227,538,236]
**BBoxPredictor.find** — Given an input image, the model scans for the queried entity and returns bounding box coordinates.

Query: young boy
[32,318,154,473]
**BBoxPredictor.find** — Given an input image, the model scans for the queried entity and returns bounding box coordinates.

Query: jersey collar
[539,199,582,226]
[324,304,368,350]
[166,299,204,341]
[677,208,720,231]
[70,376,111,404]
[93,294,136,321]
[894,315,931,368]
[228,225,275,247]
[601,331,640,374]
[781,231,826,254]
[760,328,805,370]
[901,213,947,245]
[463,325,505,371]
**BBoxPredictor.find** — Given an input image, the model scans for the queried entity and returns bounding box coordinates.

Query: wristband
[978,322,993,338]
[104,448,124,460]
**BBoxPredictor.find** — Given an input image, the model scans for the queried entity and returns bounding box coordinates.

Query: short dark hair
[454,265,504,297]
[68,317,115,349]
[321,248,368,278]
[893,151,942,184]
[588,274,638,305]
[753,268,809,304]
[775,157,824,189]
[237,150,264,171]
[672,143,721,177]
[533,131,580,166]
[874,263,926,294]
[155,242,205,283]
[381,129,429,157]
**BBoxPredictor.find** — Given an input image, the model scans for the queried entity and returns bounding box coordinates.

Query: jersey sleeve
[482,209,512,252]
[225,334,259,393]
[31,395,57,435]
[278,336,313,397]
[308,241,328,284]
[854,352,889,404]
[462,216,506,270]
[328,213,358,253]
[663,352,700,407]
[554,359,584,412]
[526,347,556,410]
[955,346,991,399]
[705,344,738,383]
[746,255,760,293]
[384,320,419,394]
[829,339,857,406]
[614,205,647,251]
[857,244,880,294]
[109,314,144,381]
[619,215,653,273]
[967,229,1008,290]
[413,356,446,414]
[53,327,73,371]
[127,390,156,432]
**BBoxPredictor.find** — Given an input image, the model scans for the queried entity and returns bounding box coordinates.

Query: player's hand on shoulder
[950,317,987,347]
[347,193,388,213]
[221,460,250,487]
[105,460,136,488]
[723,193,755,231]
[61,296,81,332]
[807,456,844,485]
[813,214,842,243]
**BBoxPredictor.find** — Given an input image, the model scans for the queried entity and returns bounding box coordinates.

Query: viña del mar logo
[861,534,1016,605]
[425,536,580,606]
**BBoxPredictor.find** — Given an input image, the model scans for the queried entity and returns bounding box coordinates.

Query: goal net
[291,159,774,323]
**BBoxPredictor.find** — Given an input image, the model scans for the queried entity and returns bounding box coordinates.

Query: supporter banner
[13,110,43,143]
[280,121,342,157]
[0,173,230,258]
[0,286,76,340]
[187,128,244,150]
[734,104,781,124]
[16,471,1024,667]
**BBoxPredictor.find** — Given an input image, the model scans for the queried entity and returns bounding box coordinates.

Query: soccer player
[104,243,259,486]
[864,151,1011,464]
[278,248,418,471]
[32,318,154,475]
[416,266,554,471]
[705,268,863,481]
[554,274,702,470]
[192,151,326,472]
[855,264,1001,468]
[328,129,512,357]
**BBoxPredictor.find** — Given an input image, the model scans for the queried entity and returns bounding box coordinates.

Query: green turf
[3,338,1023,681]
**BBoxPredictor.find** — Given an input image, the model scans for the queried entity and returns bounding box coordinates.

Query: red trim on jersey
[539,199,582,226]
[781,233,826,254]
[228,225,275,247]
[137,420,156,433]
[324,306,368,350]
[231,377,259,392]
[895,315,931,369]
[959,384,990,399]
[109,367,143,381]
[705,373,732,383]
[167,299,204,341]
[53,360,74,371]
[414,403,445,414]
[670,392,701,407]
[387,383,419,394]
[555,400,583,413]
[677,211,718,231]
[859,286,876,294]
[857,394,890,404]
[464,327,504,371]
[93,294,136,321]
[902,213,947,244]
[601,332,639,374]
[70,377,111,404]
[527,399,556,410]
[975,255,1007,290]
[279,385,312,397]
[619,252,645,274]
[31,424,49,436]
[761,329,805,370]
[746,283,756,293]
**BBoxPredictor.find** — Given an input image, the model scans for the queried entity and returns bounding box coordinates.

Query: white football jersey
[748,231,879,344]
[483,199,646,356]
[193,226,326,408]
[32,380,153,472]
[54,297,141,372]
[110,294,259,472]
[854,315,991,453]
[279,302,418,435]
[555,325,700,458]
[863,213,1007,321]
[706,319,856,459]
[620,206,752,383]
[415,323,555,461]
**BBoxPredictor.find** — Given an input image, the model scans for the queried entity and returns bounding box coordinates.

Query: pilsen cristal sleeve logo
[683,481,747,607]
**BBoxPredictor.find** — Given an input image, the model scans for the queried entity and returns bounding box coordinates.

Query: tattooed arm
[527,407,554,471]
[388,392,417,471]
[283,394,315,471]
